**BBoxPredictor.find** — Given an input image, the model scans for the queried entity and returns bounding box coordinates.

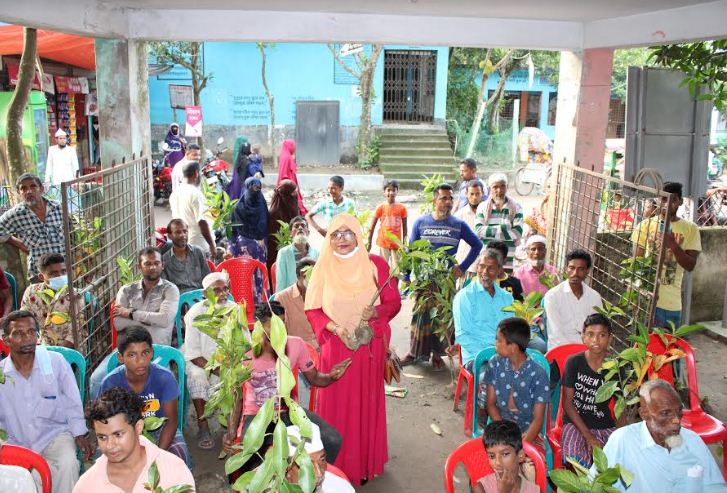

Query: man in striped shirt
[474,173,523,272]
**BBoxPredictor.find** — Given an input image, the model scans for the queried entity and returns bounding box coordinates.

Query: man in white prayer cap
[183,271,244,450]
[286,424,355,493]
[513,234,559,296]
[45,128,80,187]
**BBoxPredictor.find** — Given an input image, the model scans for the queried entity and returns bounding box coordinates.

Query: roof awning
[0,25,95,70]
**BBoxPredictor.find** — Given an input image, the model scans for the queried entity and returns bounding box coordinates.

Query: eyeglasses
[331,230,355,241]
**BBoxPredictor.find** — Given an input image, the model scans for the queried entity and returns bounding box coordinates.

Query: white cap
[286,423,323,457]
[202,272,229,290]
[525,235,547,247]
[488,172,508,186]
[55,129,67,137]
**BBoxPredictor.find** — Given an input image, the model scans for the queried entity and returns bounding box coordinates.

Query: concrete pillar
[95,39,151,165]
[553,48,614,172]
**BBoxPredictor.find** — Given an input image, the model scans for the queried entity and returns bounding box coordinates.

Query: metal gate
[296,101,340,165]
[60,156,154,369]
[548,164,673,347]
[383,50,436,123]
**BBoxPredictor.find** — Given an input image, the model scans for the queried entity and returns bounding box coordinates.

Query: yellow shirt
[631,217,701,311]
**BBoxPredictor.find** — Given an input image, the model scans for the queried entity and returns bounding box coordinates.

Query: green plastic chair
[5,271,18,311]
[175,289,235,347]
[47,346,87,403]
[107,344,187,431]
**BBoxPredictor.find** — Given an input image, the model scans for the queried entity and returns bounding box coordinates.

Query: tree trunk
[356,45,383,164]
[190,47,204,153]
[6,27,37,184]
[486,66,510,134]
[258,44,277,166]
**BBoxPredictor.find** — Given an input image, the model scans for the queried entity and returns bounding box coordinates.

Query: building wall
[689,228,727,323]
[148,43,449,161]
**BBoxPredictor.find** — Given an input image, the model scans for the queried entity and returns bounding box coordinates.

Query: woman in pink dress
[277,139,307,214]
[305,214,401,486]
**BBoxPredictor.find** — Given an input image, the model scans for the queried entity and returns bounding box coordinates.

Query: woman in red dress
[277,139,307,215]
[305,213,401,486]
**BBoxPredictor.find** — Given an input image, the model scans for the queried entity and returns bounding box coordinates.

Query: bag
[384,346,402,385]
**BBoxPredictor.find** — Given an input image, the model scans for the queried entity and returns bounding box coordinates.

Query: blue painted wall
[148,43,449,128]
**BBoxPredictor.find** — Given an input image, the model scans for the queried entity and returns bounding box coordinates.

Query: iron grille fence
[383,50,437,123]
[60,156,154,370]
[548,163,674,348]
[696,189,727,226]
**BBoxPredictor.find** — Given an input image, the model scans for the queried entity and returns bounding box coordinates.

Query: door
[383,50,437,123]
[295,101,340,165]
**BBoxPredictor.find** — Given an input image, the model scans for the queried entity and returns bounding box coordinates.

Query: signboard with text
[185,106,203,137]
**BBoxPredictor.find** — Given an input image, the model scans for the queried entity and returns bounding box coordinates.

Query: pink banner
[185,105,203,137]
[6,62,55,94]
[54,75,89,94]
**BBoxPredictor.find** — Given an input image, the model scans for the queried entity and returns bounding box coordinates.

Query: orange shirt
[375,202,407,249]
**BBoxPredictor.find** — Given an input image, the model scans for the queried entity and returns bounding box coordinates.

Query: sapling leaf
[548,469,583,491]
[592,446,608,474]
[595,381,617,404]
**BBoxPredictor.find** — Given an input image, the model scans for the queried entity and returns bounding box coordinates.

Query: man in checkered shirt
[0,173,66,281]
[305,175,356,237]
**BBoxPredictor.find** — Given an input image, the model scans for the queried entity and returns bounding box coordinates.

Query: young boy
[98,326,192,469]
[247,144,264,179]
[474,420,540,493]
[487,241,523,301]
[561,313,621,467]
[484,318,549,447]
[368,179,408,269]
[306,175,356,237]
[73,387,195,492]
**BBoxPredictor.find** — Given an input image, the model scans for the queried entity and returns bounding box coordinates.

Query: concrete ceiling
[3,0,727,50]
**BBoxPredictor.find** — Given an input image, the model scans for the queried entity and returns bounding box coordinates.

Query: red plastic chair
[0,338,9,358]
[217,258,269,328]
[270,262,277,293]
[544,343,587,468]
[646,334,727,480]
[0,444,52,493]
[207,259,217,273]
[451,344,475,436]
[305,342,320,412]
[327,464,350,481]
[444,437,547,493]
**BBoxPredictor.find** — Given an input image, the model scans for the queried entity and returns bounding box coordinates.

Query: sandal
[431,355,446,372]
[197,427,215,450]
[399,354,420,367]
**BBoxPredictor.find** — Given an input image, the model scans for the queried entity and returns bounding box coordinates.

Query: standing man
[454,180,485,284]
[45,129,80,189]
[513,235,559,296]
[161,218,211,294]
[0,173,66,281]
[274,216,320,293]
[632,182,701,328]
[171,144,201,192]
[402,183,482,369]
[0,311,93,493]
[169,161,216,259]
[306,176,355,238]
[454,158,485,212]
[475,173,524,271]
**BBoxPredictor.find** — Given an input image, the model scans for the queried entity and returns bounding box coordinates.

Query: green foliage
[117,256,142,285]
[272,220,292,249]
[202,180,238,240]
[149,42,213,103]
[502,291,543,325]
[650,41,727,112]
[610,49,651,100]
[355,210,374,240]
[143,460,194,493]
[356,134,380,170]
[36,284,71,345]
[549,446,633,492]
[419,174,447,214]
[142,416,167,444]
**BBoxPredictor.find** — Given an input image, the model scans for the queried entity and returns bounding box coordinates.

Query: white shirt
[543,280,603,348]
[322,471,355,493]
[183,299,243,362]
[169,182,212,250]
[171,158,190,192]
[0,465,37,493]
[45,145,79,185]
[454,204,479,273]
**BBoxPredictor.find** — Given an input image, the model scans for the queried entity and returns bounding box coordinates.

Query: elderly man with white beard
[595,379,727,492]
[274,215,320,293]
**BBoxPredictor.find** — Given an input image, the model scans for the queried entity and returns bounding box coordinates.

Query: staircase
[377,126,458,190]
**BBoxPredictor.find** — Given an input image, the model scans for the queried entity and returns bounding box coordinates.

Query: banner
[185,106,203,137]
[6,62,55,94]
[54,75,89,94]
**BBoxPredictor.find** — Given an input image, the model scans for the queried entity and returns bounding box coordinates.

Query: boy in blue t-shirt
[484,317,549,447]
[99,326,191,468]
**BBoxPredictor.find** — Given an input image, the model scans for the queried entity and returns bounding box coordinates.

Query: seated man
[184,271,242,450]
[274,257,319,349]
[161,218,211,294]
[73,387,195,492]
[275,216,320,293]
[513,235,559,296]
[0,310,93,493]
[286,423,354,493]
[596,379,727,492]
[453,249,513,369]
[99,326,192,469]
[20,253,86,350]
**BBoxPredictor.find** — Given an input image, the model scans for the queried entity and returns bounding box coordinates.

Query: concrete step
[382,171,457,183]
[379,139,452,149]
[378,156,457,165]
[379,146,455,157]
[377,126,445,136]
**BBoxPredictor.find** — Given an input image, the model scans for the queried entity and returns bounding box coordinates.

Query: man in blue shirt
[596,379,727,492]
[454,158,486,212]
[402,183,482,369]
[453,249,513,370]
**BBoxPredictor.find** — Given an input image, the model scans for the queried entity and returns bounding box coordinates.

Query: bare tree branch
[326,44,362,79]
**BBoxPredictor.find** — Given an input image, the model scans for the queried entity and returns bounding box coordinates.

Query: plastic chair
[175,290,205,347]
[444,437,547,493]
[452,344,475,436]
[47,346,87,403]
[0,338,9,358]
[110,301,118,349]
[207,260,217,272]
[544,343,587,468]
[5,271,18,311]
[270,262,277,293]
[217,258,269,327]
[0,444,52,493]
[304,342,320,412]
[646,334,727,480]
[107,344,187,431]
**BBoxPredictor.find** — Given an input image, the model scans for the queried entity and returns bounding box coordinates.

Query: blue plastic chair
[175,289,235,347]
[47,346,87,403]
[5,271,18,311]
[107,344,187,431]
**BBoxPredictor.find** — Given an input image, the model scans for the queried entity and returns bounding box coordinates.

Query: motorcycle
[155,227,173,255]
[153,143,173,202]
[202,137,231,192]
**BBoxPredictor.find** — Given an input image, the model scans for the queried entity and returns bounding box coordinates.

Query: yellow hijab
[304,213,379,334]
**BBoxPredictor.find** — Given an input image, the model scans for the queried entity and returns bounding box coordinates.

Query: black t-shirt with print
[562,352,615,429]
[498,275,524,301]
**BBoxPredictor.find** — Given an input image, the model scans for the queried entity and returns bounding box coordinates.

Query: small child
[367,179,408,270]
[474,420,540,493]
[484,318,549,447]
[560,313,620,467]
[247,144,264,179]
[487,241,523,301]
